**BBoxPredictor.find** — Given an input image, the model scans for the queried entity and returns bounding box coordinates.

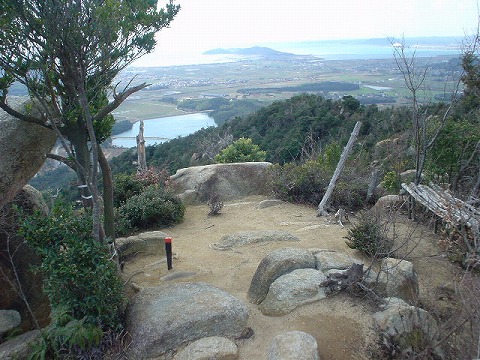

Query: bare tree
[391,38,458,186]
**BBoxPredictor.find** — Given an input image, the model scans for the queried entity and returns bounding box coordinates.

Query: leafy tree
[215,137,267,163]
[427,119,480,192]
[0,0,180,241]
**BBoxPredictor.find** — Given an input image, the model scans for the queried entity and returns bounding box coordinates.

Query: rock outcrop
[373,297,443,358]
[126,282,249,359]
[170,162,272,205]
[365,257,419,303]
[0,101,56,209]
[0,186,51,330]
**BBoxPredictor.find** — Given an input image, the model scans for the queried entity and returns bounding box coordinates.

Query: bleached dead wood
[401,182,480,230]
[317,121,362,216]
[136,120,147,172]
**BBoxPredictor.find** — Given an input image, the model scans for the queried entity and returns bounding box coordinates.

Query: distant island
[203,46,295,57]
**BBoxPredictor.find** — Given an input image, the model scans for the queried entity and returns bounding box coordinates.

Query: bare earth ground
[121,195,462,360]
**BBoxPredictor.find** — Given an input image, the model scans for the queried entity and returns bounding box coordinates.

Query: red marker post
[164,237,173,270]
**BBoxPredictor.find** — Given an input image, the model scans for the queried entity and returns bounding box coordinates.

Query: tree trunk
[317,121,362,216]
[77,82,103,243]
[69,127,94,209]
[98,147,115,239]
[366,167,382,203]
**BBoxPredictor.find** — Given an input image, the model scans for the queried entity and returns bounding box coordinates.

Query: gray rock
[0,310,21,337]
[173,336,238,360]
[365,258,419,303]
[311,249,363,271]
[0,329,42,360]
[373,195,406,211]
[170,162,272,205]
[116,230,169,260]
[259,268,327,316]
[373,297,443,358]
[10,185,49,215]
[126,282,249,358]
[211,230,299,250]
[400,169,416,183]
[257,199,284,209]
[0,101,56,208]
[268,331,319,360]
[247,248,316,304]
[161,271,197,282]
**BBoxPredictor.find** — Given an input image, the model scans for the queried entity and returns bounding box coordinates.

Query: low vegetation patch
[115,186,185,236]
[345,210,393,257]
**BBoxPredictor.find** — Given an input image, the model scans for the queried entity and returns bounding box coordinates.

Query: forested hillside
[109,90,479,202]
[110,94,411,173]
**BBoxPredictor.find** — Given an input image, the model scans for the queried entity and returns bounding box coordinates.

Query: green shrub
[270,160,328,205]
[215,137,266,163]
[113,167,169,207]
[29,307,103,359]
[382,170,401,193]
[113,173,145,207]
[331,178,368,210]
[345,211,393,257]
[18,202,125,330]
[270,157,368,210]
[116,186,185,236]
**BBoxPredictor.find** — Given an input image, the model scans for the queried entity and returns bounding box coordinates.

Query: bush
[382,170,401,193]
[18,201,124,342]
[345,211,393,257]
[270,157,368,210]
[116,186,185,236]
[215,137,266,163]
[113,167,169,207]
[270,161,328,205]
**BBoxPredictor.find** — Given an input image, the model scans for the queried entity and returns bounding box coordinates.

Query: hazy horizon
[132,35,465,67]
[132,0,477,67]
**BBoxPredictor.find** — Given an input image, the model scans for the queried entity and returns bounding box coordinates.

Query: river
[111,113,216,148]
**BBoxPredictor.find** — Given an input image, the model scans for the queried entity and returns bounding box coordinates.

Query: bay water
[111,113,216,148]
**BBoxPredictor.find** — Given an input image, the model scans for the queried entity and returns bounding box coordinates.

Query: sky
[134,0,479,66]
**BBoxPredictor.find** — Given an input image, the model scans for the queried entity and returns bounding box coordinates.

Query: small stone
[268,331,319,360]
[0,310,21,337]
[173,336,238,360]
[247,248,316,304]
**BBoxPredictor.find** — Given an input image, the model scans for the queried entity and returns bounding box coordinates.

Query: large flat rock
[126,282,249,358]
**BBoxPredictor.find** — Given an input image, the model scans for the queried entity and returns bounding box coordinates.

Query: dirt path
[121,195,459,359]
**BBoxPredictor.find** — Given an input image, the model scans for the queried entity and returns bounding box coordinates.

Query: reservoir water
[111,113,216,148]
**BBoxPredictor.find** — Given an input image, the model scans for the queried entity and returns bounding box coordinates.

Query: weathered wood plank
[401,182,479,230]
